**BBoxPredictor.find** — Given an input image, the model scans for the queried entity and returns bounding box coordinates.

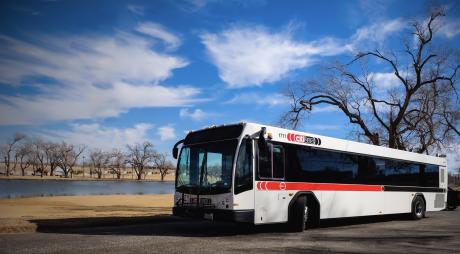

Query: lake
[0,179,175,198]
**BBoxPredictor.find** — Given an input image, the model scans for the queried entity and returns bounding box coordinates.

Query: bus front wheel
[411,196,425,220]
[288,196,307,232]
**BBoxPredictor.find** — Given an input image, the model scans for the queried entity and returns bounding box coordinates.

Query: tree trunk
[63,168,69,178]
[5,156,10,176]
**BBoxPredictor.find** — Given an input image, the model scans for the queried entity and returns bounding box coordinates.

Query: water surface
[0,179,174,198]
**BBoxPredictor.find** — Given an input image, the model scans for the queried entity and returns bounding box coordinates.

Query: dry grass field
[0,194,174,233]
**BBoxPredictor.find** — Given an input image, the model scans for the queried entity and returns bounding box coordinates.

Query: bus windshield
[176,139,238,194]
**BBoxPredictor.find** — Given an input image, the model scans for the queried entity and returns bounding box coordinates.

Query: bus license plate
[204,213,214,220]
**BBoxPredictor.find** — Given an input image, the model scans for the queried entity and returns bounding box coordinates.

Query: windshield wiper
[176,183,199,193]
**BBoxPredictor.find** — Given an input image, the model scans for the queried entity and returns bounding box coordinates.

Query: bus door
[255,143,290,224]
[233,137,255,215]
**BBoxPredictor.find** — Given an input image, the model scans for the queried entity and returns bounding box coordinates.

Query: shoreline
[0,192,174,200]
[0,175,175,182]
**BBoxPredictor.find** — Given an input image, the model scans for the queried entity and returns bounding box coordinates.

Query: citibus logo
[280,133,322,145]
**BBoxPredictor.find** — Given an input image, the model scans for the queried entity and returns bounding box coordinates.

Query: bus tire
[446,206,457,211]
[288,195,307,232]
[411,196,425,220]
[306,196,320,228]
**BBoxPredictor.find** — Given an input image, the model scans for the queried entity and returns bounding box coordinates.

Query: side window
[235,138,253,194]
[272,145,285,179]
[258,143,285,180]
[423,164,439,187]
[258,143,271,178]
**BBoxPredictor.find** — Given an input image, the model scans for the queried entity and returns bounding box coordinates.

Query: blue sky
[0,0,459,168]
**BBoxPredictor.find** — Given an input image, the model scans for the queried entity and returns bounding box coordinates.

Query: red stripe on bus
[256,181,383,192]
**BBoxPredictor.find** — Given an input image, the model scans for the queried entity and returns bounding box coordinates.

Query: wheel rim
[415,201,423,217]
[304,206,308,224]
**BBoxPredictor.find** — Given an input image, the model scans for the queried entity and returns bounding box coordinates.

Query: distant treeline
[0,133,174,181]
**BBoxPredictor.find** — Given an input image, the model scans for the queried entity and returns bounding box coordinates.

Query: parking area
[0,210,459,254]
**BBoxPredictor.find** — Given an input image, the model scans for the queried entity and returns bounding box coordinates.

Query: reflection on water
[0,179,174,198]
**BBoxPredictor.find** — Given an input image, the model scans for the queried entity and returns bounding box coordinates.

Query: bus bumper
[172,207,254,223]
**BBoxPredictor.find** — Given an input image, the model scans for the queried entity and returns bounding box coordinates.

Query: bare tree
[282,7,459,154]
[56,142,85,178]
[89,149,108,179]
[442,100,460,137]
[44,142,60,176]
[107,150,125,179]
[32,138,48,177]
[154,153,174,181]
[1,133,26,176]
[126,141,157,180]
[16,141,33,176]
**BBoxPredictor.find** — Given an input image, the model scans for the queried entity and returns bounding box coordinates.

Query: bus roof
[241,122,447,167]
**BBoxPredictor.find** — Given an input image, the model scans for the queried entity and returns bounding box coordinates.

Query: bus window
[272,145,285,179]
[235,138,253,194]
[258,143,285,180]
[258,143,271,178]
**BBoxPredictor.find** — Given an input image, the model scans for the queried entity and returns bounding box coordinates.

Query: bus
[172,122,448,231]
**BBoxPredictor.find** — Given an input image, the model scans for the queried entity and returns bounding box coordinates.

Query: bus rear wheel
[411,196,425,220]
[446,206,457,211]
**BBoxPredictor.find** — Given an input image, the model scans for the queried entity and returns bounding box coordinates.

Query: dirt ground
[0,194,174,233]
[0,210,459,254]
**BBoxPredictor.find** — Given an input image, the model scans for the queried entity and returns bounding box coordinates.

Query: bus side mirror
[172,139,184,159]
[258,127,268,154]
[172,147,179,159]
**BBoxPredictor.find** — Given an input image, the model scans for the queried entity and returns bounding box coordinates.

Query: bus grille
[440,168,445,184]
[434,194,445,208]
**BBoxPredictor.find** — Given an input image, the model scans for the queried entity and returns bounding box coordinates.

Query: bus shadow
[31,213,410,237]
[319,213,409,228]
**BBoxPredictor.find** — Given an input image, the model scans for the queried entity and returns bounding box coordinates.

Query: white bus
[172,122,447,231]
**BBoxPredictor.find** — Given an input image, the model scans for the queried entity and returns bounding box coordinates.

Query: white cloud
[136,22,181,50]
[225,92,289,106]
[226,93,337,112]
[0,27,202,125]
[201,19,405,88]
[200,26,347,88]
[39,123,153,150]
[174,0,223,12]
[0,83,201,125]
[309,105,339,113]
[371,72,401,89]
[179,108,210,121]
[158,125,176,141]
[181,0,209,11]
[127,4,144,15]
[304,124,341,131]
[438,18,460,39]
[445,144,460,172]
[0,33,187,86]
[347,19,406,50]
